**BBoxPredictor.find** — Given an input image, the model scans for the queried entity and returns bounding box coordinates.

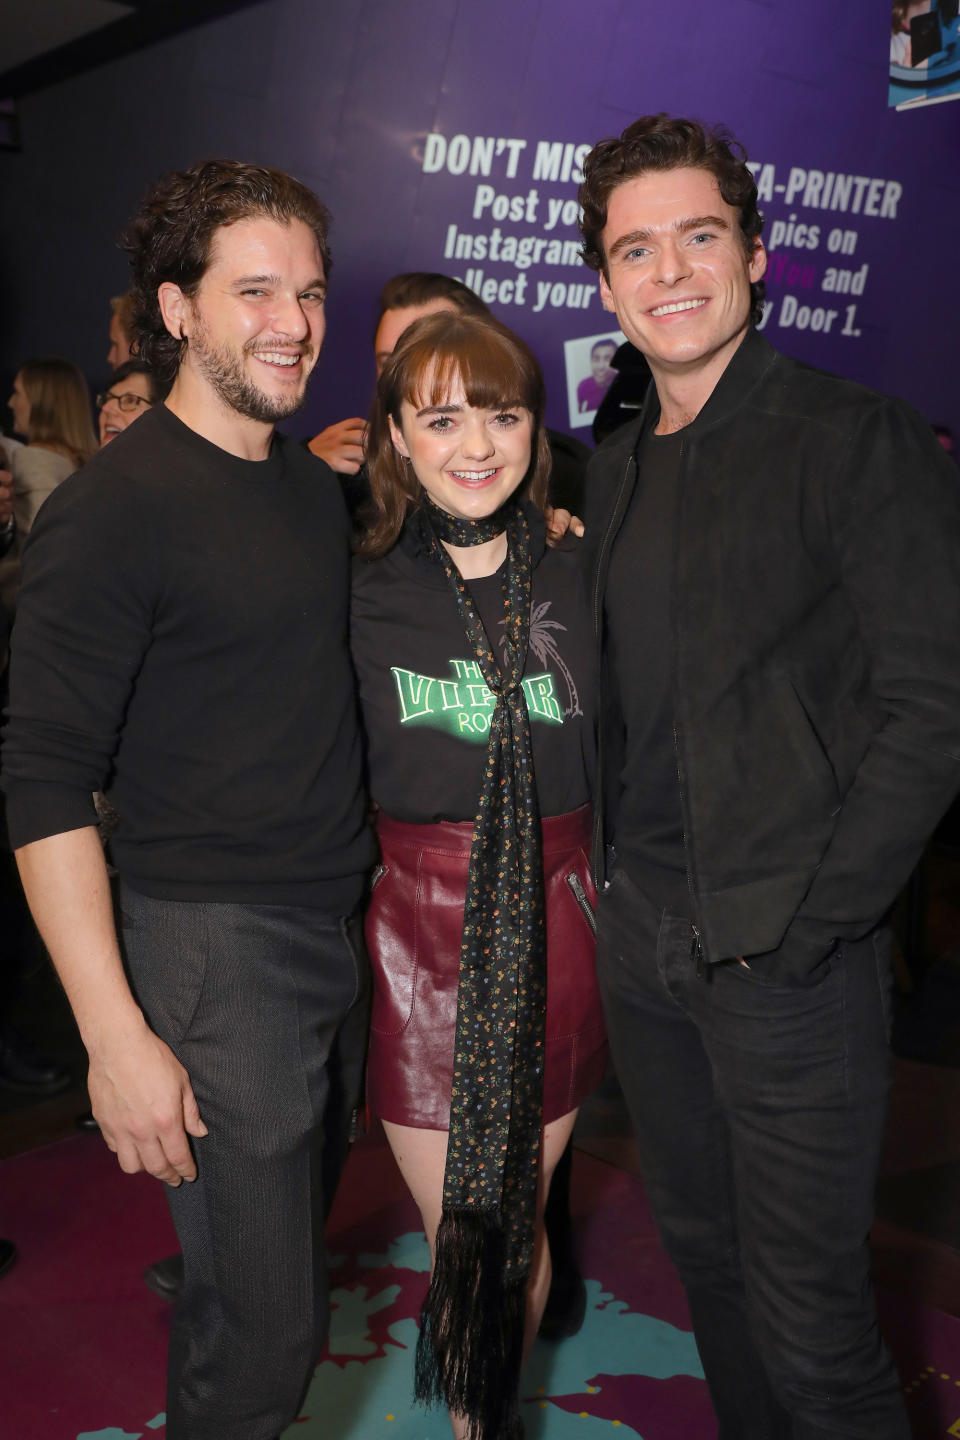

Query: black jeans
[118,884,370,1440]
[597,867,909,1439]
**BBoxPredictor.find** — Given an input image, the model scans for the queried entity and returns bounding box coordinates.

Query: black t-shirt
[351,515,593,823]
[2,403,374,910]
[605,426,689,911]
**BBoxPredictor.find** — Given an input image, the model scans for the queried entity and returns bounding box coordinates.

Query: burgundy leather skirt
[365,804,608,1130]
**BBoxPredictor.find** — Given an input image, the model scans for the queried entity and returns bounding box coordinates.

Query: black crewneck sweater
[2,403,374,910]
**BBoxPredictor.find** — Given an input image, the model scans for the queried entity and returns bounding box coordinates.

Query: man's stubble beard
[189,317,313,424]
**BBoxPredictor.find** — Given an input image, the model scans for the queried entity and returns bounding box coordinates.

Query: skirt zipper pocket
[566,871,597,937]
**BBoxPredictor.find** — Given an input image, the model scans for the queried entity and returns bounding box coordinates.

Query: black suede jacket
[583,329,960,982]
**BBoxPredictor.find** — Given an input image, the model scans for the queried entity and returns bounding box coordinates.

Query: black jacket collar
[600,327,783,460]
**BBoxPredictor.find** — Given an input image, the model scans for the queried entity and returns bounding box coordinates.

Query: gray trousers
[118,883,370,1440]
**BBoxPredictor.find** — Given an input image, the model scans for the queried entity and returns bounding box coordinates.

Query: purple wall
[1,0,958,439]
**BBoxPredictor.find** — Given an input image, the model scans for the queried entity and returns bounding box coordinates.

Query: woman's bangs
[404,331,535,415]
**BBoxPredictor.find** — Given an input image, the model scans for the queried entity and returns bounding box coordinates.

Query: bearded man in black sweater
[2,161,375,1440]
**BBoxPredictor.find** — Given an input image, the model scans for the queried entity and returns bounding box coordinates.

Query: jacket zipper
[673,720,704,976]
[670,435,707,979]
[591,449,638,887]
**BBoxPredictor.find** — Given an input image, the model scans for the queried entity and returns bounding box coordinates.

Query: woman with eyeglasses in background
[97,360,162,447]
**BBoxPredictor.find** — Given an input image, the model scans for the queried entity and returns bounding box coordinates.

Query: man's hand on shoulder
[88,1017,208,1186]
[545,506,585,545]
[308,417,367,474]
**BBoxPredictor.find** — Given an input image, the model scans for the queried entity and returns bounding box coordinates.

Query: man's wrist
[81,996,150,1060]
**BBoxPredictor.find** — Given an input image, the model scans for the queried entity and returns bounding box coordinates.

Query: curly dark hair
[120,159,332,385]
[578,115,765,325]
[360,311,551,559]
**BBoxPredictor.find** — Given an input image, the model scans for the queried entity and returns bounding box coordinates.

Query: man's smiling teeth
[450,469,497,480]
[255,352,300,366]
[650,298,707,316]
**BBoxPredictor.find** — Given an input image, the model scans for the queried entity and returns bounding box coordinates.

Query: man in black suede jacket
[578,114,960,1439]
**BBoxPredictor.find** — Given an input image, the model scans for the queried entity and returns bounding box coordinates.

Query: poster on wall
[3,0,960,444]
[562,329,626,431]
[889,0,960,108]
[28,0,945,441]
[403,122,911,437]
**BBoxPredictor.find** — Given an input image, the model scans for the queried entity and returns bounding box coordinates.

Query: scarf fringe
[415,1207,527,1440]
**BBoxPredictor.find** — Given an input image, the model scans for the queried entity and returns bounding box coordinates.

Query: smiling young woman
[351,311,607,1440]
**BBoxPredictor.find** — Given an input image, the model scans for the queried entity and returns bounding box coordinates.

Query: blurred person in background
[307,272,491,482]
[5,357,96,560]
[97,360,163,446]
[106,291,137,369]
[0,449,13,547]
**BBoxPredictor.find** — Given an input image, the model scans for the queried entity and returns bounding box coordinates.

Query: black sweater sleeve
[3,468,158,846]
